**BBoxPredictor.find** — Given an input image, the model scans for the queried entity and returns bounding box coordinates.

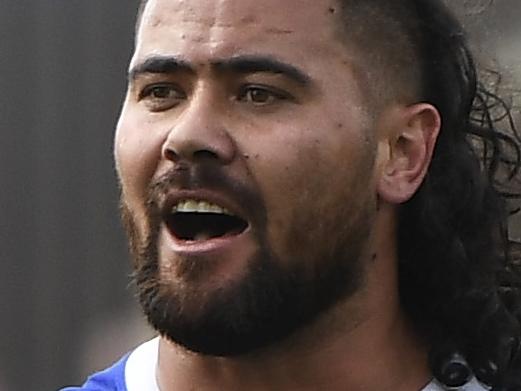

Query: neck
[156,206,431,391]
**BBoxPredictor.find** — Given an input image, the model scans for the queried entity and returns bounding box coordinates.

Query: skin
[115,0,441,389]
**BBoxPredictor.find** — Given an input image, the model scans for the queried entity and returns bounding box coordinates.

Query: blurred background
[0,1,519,390]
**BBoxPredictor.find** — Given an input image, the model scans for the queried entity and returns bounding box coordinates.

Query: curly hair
[134,0,521,388]
[349,1,521,389]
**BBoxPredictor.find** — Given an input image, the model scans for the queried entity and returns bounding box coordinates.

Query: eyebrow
[212,55,311,86]
[128,56,195,80]
[128,54,311,87]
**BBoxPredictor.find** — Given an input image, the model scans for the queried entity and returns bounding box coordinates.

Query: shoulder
[58,353,130,391]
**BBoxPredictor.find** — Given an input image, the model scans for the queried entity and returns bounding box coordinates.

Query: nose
[161,98,236,165]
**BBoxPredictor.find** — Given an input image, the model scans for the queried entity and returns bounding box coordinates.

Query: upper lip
[161,189,250,223]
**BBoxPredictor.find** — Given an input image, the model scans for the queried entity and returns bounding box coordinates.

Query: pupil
[154,87,171,98]
[251,89,269,102]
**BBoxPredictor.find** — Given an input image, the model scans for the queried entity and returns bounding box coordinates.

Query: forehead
[134,0,345,66]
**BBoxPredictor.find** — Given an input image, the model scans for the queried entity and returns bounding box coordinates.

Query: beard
[121,164,374,357]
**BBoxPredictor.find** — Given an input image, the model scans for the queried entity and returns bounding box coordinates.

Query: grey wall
[453,0,521,111]
[0,1,519,391]
[0,2,141,390]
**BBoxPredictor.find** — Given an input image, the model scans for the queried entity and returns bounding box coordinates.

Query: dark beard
[121,166,373,357]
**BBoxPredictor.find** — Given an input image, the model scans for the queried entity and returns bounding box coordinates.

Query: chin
[122,168,374,356]
[136,237,367,356]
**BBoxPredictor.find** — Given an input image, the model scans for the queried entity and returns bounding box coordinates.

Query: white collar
[125,337,160,391]
[124,337,489,391]
[421,377,489,391]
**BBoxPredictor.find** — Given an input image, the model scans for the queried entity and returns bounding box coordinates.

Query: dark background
[0,1,519,390]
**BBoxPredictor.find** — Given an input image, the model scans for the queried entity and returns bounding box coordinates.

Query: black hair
[134,0,521,388]
[340,1,521,388]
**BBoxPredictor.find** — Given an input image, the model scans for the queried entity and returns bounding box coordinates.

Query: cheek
[114,108,165,215]
[245,121,376,262]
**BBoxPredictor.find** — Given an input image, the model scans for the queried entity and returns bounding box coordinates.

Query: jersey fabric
[60,338,160,391]
[59,338,489,391]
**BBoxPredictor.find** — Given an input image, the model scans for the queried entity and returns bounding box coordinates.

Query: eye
[139,83,186,111]
[237,85,291,106]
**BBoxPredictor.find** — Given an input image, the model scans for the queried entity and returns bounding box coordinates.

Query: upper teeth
[172,199,232,215]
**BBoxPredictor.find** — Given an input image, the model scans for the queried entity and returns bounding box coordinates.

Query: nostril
[163,147,179,162]
[162,134,234,163]
[163,147,220,163]
[193,149,219,161]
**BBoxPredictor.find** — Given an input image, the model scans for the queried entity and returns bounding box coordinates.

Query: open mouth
[165,199,249,242]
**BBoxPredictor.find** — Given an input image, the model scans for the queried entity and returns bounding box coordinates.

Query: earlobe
[377,103,441,204]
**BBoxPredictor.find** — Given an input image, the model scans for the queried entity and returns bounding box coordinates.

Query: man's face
[116,0,382,355]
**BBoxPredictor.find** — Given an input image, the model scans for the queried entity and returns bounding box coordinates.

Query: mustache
[150,163,244,194]
[147,163,267,226]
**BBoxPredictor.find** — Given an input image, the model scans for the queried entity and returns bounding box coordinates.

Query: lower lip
[163,225,253,256]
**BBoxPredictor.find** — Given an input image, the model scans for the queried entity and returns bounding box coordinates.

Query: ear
[377,103,441,204]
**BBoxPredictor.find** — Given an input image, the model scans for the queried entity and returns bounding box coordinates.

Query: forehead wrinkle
[139,0,218,39]
[140,0,340,46]
[135,0,364,91]
[139,0,264,56]
[264,27,294,35]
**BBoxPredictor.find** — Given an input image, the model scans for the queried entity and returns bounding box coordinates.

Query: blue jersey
[60,354,130,391]
[59,337,489,391]
[59,338,160,391]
